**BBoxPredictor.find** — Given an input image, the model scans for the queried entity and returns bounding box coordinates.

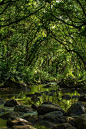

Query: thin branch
[67,49,86,69]
[0,4,46,28]
[51,32,69,51]
[51,13,84,29]
[53,4,85,23]
[0,0,15,5]
[50,31,86,69]
[76,0,86,17]
[0,2,11,15]
[0,0,6,5]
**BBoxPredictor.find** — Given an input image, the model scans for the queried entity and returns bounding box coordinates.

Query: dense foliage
[0,0,86,84]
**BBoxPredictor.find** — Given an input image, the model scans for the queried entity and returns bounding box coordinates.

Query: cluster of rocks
[58,78,85,89]
[0,98,86,129]
[0,78,31,91]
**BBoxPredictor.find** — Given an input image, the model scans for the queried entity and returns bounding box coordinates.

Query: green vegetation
[0,0,86,84]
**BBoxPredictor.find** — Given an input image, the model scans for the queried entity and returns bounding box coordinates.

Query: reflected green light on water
[34,125,49,129]
[0,118,7,129]
[11,84,80,111]
[0,83,80,129]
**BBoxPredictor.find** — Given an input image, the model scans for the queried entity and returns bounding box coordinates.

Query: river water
[0,82,79,129]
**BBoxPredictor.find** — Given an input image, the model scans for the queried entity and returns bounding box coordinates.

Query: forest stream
[0,82,81,129]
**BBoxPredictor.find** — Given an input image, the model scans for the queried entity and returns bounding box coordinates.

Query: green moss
[34,124,49,129]
[0,118,7,128]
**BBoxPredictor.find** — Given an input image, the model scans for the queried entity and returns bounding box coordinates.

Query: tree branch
[0,0,6,5]
[76,0,86,17]
[0,0,15,5]
[0,3,46,28]
[51,31,86,70]
[0,2,11,15]
[51,13,84,29]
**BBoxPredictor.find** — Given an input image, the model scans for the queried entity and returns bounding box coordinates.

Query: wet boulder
[0,111,20,120]
[14,105,33,113]
[9,111,20,119]
[66,116,78,127]
[31,95,40,102]
[24,115,38,124]
[52,123,77,129]
[2,78,20,88]
[26,94,35,97]
[11,125,36,129]
[4,99,20,107]
[0,112,9,119]
[0,108,5,114]
[37,103,65,115]
[61,95,71,100]
[31,104,38,110]
[44,111,64,123]
[7,116,31,127]
[0,98,5,105]
[75,114,86,129]
[42,101,52,104]
[36,120,56,128]
[1,78,31,91]
[78,95,86,101]
[72,95,79,99]
[44,111,64,119]
[34,92,42,96]
[58,78,75,88]
[65,101,85,116]
[59,116,67,123]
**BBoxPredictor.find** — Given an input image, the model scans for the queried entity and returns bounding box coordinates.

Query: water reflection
[0,83,80,111]
[0,83,80,129]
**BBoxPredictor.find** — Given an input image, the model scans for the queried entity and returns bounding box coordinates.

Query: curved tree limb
[0,3,46,28]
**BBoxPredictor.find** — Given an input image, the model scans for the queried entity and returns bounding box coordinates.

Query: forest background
[0,0,86,85]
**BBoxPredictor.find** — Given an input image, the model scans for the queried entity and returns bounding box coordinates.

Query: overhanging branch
[0,3,46,28]
[51,31,86,69]
[51,13,84,29]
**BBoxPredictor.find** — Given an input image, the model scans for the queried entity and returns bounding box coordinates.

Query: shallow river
[0,82,80,129]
